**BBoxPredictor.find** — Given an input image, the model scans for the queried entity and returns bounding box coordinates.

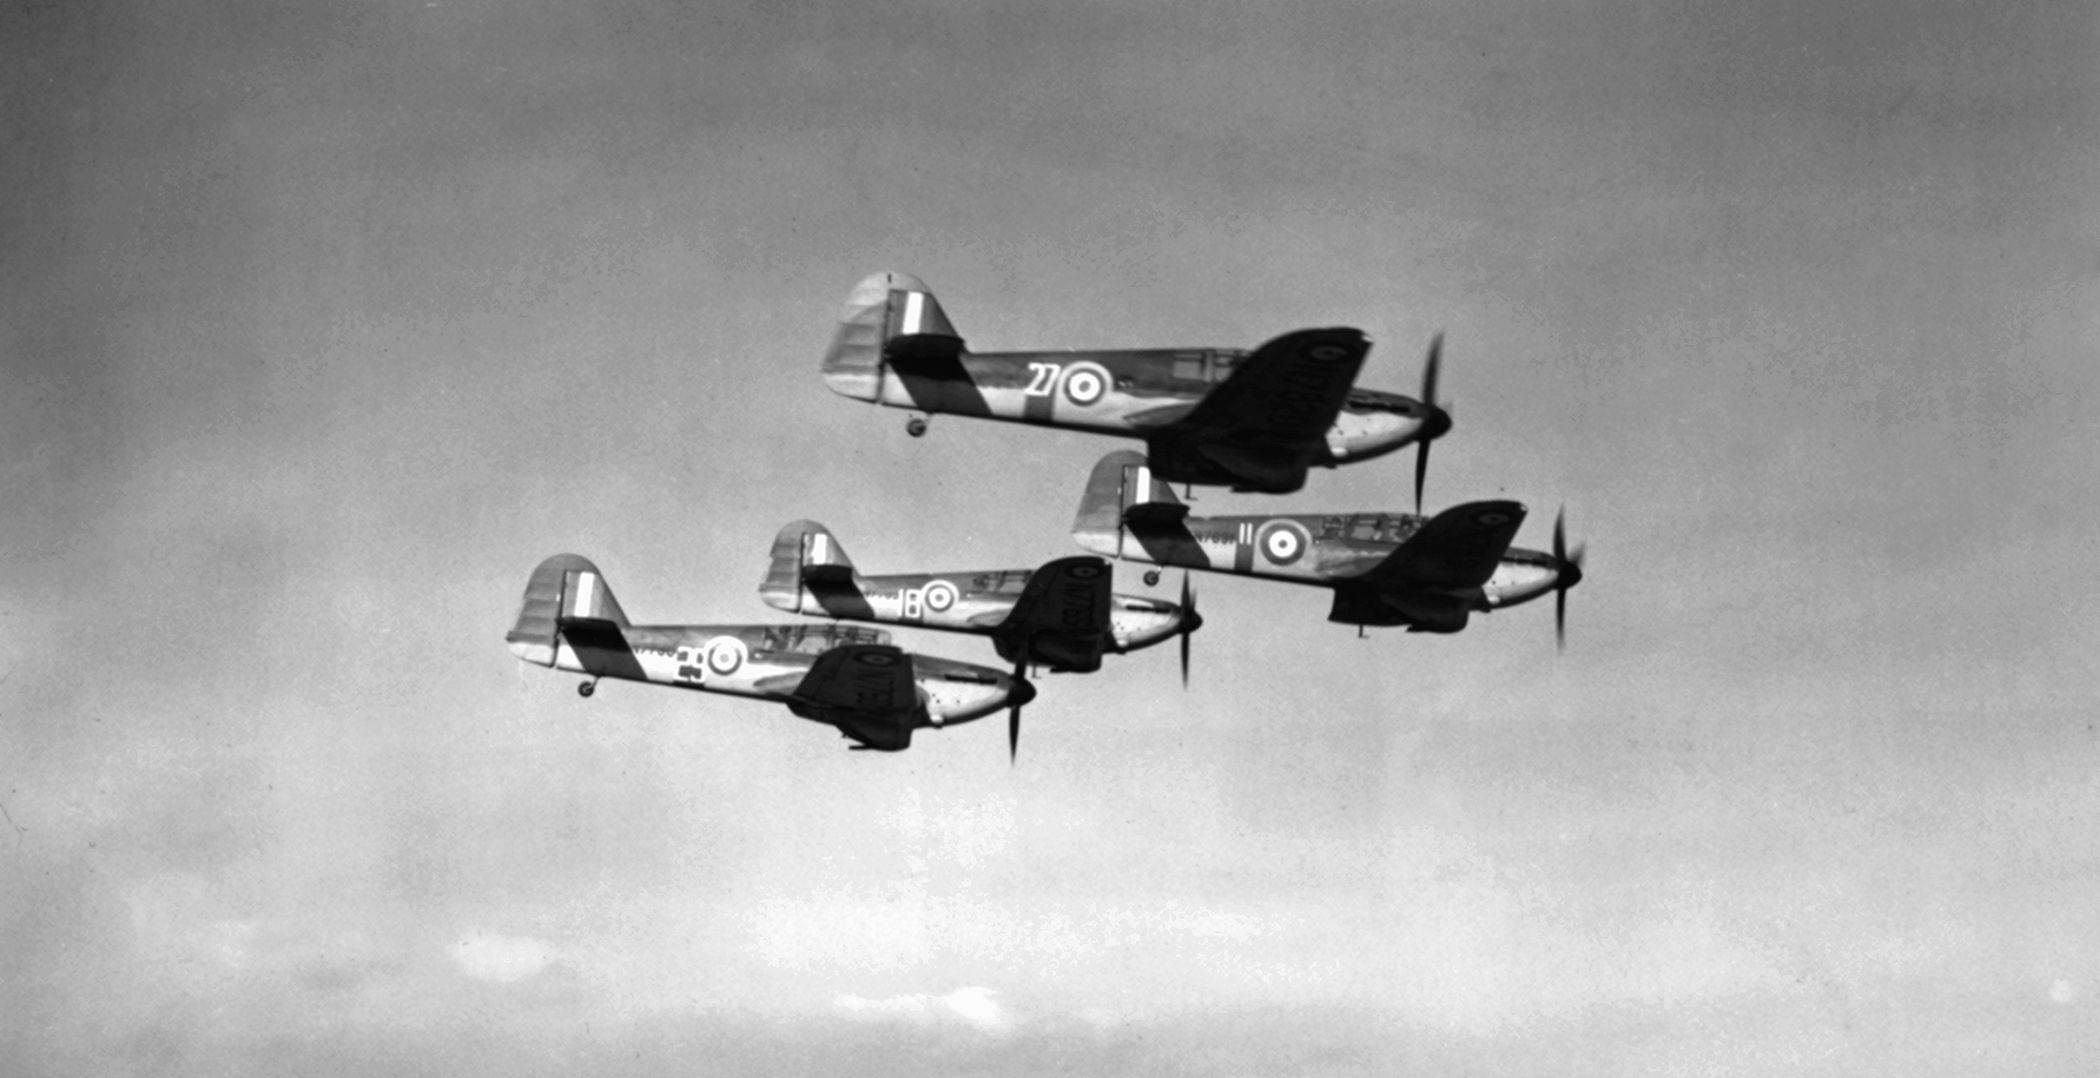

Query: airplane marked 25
[506,554,1032,752]
[821,272,1453,499]
[1070,451,1586,640]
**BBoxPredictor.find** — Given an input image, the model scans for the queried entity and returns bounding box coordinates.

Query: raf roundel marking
[1475,510,1514,527]
[705,636,747,677]
[1308,344,1349,361]
[1256,520,1311,566]
[1060,361,1112,407]
[857,651,900,668]
[1067,563,1104,580]
[922,580,958,613]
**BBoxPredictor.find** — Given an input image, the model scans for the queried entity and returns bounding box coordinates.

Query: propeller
[1008,655,1028,765]
[1177,573,1202,688]
[1551,508,1587,652]
[1413,333,1451,514]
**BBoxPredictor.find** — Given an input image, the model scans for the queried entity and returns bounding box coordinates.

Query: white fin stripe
[902,291,924,335]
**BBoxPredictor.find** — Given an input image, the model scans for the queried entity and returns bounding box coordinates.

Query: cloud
[450,931,555,984]
[835,986,1009,1032]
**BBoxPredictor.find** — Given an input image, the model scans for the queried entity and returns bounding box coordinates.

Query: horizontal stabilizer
[885,332,966,365]
[1124,501,1190,527]
[555,615,648,679]
[802,563,855,586]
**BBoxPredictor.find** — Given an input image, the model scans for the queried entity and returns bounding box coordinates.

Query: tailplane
[820,271,965,401]
[507,554,631,666]
[759,520,858,612]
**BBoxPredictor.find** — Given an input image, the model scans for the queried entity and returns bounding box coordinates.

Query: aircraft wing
[1172,327,1370,452]
[998,556,1112,639]
[788,644,920,751]
[1355,501,1527,589]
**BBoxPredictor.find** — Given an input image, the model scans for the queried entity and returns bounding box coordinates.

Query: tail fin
[758,520,857,612]
[821,271,965,401]
[506,554,631,666]
[1072,451,1184,555]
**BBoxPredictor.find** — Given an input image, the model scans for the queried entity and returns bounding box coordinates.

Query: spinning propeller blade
[1552,508,1587,652]
[1178,573,1200,688]
[1414,333,1449,513]
[1008,656,1027,764]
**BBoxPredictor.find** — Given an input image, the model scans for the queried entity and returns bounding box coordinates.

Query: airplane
[757,520,1203,759]
[820,271,1454,502]
[1070,451,1586,641]
[505,554,1034,753]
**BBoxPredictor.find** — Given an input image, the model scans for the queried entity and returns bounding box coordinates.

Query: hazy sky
[5,2,2097,1075]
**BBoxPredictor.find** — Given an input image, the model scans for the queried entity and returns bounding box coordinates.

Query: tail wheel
[1142,569,1161,587]
[578,680,597,698]
[906,417,929,438]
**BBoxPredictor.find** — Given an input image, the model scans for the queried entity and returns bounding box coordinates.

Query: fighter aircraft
[1070,451,1586,641]
[505,554,1033,752]
[821,271,1454,501]
[757,520,1202,759]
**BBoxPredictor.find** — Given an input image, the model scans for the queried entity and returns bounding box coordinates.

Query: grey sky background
[4,1,2096,1074]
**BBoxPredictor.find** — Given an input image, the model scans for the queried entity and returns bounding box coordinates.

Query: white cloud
[834,986,1009,1031]
[451,931,555,984]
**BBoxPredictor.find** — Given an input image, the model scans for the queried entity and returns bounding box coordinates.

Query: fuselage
[765,570,1193,662]
[518,622,1021,727]
[1074,511,1572,612]
[824,348,1436,466]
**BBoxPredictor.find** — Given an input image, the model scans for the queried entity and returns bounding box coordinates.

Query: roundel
[704,636,747,676]
[1308,344,1350,361]
[1060,361,1112,407]
[1067,562,1104,580]
[1255,520,1311,566]
[856,650,900,667]
[1473,509,1514,528]
[922,580,958,613]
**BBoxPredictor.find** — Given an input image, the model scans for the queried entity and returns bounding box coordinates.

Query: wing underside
[1172,325,1366,442]
[788,644,921,750]
[1354,501,1527,589]
[995,556,1113,670]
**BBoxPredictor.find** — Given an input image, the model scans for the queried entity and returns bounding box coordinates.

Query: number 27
[1024,362,1060,397]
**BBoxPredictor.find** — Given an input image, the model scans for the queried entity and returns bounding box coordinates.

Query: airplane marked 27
[506,554,1032,752]
[821,272,1453,498]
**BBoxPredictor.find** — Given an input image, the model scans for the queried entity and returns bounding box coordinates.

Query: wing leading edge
[1355,500,1527,589]
[786,644,923,751]
[1154,327,1370,492]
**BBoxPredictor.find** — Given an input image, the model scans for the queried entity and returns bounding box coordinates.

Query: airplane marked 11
[1070,451,1585,638]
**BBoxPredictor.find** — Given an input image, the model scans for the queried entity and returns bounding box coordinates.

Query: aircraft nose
[1005,675,1037,710]
[1419,403,1452,442]
[1179,606,1205,637]
[1559,558,1583,590]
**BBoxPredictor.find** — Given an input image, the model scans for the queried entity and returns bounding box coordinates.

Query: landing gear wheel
[1143,569,1162,587]
[578,680,596,698]
[906,417,928,438]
